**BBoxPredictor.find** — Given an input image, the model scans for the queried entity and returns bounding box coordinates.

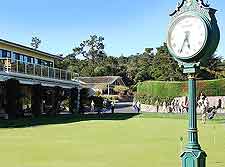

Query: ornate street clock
[167,0,220,70]
[166,1,220,167]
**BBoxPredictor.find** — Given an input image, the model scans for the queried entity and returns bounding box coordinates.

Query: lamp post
[166,0,220,166]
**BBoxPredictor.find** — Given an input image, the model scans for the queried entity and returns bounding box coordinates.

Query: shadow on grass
[208,114,225,124]
[1,112,224,129]
[140,112,188,120]
[0,113,140,129]
[140,112,225,124]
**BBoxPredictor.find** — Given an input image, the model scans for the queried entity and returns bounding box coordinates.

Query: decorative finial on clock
[198,0,203,7]
[169,0,210,16]
[186,0,192,3]
[205,1,210,6]
[176,2,181,11]
[170,0,184,15]
[198,0,210,7]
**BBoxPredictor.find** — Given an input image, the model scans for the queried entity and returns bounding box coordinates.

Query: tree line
[55,35,225,87]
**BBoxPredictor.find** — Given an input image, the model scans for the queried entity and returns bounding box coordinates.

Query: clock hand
[185,32,191,49]
[179,31,191,53]
[186,38,191,49]
[179,39,186,53]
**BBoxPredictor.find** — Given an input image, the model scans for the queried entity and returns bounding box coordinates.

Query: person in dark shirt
[111,101,115,114]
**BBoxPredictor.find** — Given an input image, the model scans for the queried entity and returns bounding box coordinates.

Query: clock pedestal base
[181,149,207,167]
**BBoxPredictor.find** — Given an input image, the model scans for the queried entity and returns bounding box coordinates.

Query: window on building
[34,58,38,64]
[15,53,20,60]
[46,62,50,67]
[23,55,28,63]
[27,56,31,63]
[41,60,44,66]
[12,53,20,60]
[20,55,23,62]
[12,53,16,60]
[2,50,8,58]
[41,60,49,66]
[0,49,54,67]
[31,57,34,64]
[7,51,11,58]
[0,50,3,58]
[49,62,53,67]
[1,50,11,58]
[37,59,41,65]
[11,53,16,63]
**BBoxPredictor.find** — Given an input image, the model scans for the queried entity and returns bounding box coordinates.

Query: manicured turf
[0,113,225,167]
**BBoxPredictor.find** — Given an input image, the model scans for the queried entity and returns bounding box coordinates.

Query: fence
[0,58,79,82]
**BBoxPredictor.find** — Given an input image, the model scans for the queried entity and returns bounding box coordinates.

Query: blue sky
[0,0,224,58]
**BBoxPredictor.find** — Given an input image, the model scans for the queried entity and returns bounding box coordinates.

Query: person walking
[181,96,189,113]
[91,100,95,112]
[216,99,222,113]
[171,99,175,113]
[162,101,167,113]
[155,99,159,113]
[111,101,115,114]
[136,101,141,113]
[132,101,137,112]
[174,99,180,113]
[198,95,208,124]
[103,99,107,108]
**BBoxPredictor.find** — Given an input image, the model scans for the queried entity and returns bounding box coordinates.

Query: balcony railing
[0,58,79,82]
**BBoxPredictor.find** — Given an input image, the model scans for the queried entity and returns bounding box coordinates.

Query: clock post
[181,63,207,167]
[166,0,220,167]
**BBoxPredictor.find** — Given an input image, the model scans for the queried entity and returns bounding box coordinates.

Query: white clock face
[168,15,207,59]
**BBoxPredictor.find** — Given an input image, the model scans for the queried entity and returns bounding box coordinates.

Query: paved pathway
[114,102,134,113]
[80,102,135,114]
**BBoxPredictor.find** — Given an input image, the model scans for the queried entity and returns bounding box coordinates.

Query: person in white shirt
[91,100,95,112]
[198,95,208,124]
[162,101,167,113]
[136,101,141,113]
[174,99,180,113]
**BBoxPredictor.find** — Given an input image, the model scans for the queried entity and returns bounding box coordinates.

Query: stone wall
[141,96,225,114]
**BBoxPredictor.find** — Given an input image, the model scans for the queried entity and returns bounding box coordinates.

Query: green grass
[0,113,225,167]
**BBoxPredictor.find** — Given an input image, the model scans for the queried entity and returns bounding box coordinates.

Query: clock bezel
[167,13,209,62]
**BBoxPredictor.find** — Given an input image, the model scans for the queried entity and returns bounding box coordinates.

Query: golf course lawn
[0,114,225,167]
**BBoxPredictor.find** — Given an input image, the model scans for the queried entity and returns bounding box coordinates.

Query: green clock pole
[180,65,207,167]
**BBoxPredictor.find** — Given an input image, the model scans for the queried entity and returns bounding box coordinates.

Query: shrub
[136,79,225,105]
[137,81,187,98]
[113,86,129,93]
[135,95,174,106]
[101,95,119,101]
[95,90,101,97]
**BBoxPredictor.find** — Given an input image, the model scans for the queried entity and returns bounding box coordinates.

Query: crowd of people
[135,92,223,123]
[88,93,223,124]
[197,93,222,123]
[147,96,190,114]
[197,93,209,124]
[90,99,115,114]
[132,101,141,113]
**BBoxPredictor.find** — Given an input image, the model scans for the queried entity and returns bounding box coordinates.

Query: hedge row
[137,79,225,98]
[135,95,174,106]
